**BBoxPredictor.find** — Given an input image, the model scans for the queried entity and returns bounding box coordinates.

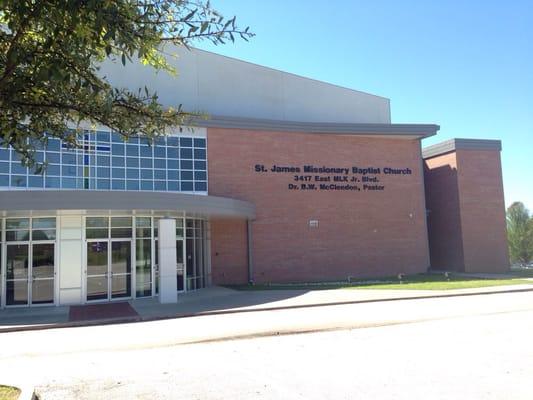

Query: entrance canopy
[0,190,255,219]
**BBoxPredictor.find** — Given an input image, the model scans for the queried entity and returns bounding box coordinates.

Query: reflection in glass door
[31,243,55,304]
[86,241,109,301]
[177,240,184,291]
[111,241,131,299]
[6,244,29,306]
[86,240,132,302]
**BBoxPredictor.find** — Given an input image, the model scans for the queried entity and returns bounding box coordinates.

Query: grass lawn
[0,385,20,400]
[230,273,533,291]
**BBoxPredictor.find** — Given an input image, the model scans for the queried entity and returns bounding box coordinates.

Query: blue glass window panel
[28,176,44,188]
[126,157,139,168]
[180,137,192,147]
[112,132,123,143]
[154,137,165,146]
[194,138,206,148]
[97,167,110,178]
[96,131,110,142]
[140,158,152,168]
[97,155,110,166]
[0,161,9,173]
[30,138,45,150]
[141,180,153,191]
[194,160,206,170]
[62,153,76,164]
[168,181,179,191]
[154,170,166,180]
[180,148,192,159]
[181,181,193,191]
[167,170,179,180]
[126,145,139,157]
[154,146,165,158]
[139,137,152,146]
[194,171,207,180]
[180,171,193,180]
[62,177,77,188]
[62,165,77,176]
[46,152,60,163]
[112,168,125,179]
[112,180,125,190]
[154,180,166,191]
[167,160,179,169]
[140,169,153,179]
[12,162,27,174]
[35,151,45,163]
[140,145,152,157]
[180,160,193,169]
[12,151,23,161]
[195,181,207,192]
[126,169,139,179]
[46,164,61,176]
[97,179,110,189]
[112,156,125,167]
[11,175,27,187]
[29,166,42,175]
[45,177,61,188]
[194,148,206,159]
[0,174,9,186]
[154,159,165,169]
[47,139,61,151]
[166,148,179,158]
[0,148,10,160]
[167,137,179,147]
[128,137,140,145]
[126,180,139,190]
[111,144,125,155]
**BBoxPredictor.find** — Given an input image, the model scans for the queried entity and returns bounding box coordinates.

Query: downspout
[247,219,254,284]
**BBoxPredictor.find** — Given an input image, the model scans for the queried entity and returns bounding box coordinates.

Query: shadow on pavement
[0,286,310,329]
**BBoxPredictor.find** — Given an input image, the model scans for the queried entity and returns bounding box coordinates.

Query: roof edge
[0,190,256,219]
[422,138,502,159]
[192,115,439,138]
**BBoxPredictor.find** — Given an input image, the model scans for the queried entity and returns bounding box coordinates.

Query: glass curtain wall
[0,132,207,193]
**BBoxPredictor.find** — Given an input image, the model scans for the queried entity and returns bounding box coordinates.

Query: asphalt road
[1,291,532,399]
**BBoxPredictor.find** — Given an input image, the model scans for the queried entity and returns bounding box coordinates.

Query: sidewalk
[1,283,532,333]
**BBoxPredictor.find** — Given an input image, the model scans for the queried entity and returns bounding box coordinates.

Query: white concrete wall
[58,215,84,305]
[100,47,390,124]
[158,219,177,303]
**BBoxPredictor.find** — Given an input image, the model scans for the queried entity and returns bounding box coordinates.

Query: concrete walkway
[1,283,532,333]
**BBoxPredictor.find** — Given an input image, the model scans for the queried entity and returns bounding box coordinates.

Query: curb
[1,286,532,334]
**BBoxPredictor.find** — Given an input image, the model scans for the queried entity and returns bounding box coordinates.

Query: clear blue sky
[197,0,533,210]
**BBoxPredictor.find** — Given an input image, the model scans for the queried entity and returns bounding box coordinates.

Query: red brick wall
[210,218,249,285]
[208,128,430,283]
[424,148,509,273]
[424,152,465,271]
[455,149,509,272]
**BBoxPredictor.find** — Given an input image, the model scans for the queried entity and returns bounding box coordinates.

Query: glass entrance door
[176,239,185,291]
[111,241,131,299]
[31,243,55,304]
[86,240,132,302]
[87,241,109,301]
[5,244,29,306]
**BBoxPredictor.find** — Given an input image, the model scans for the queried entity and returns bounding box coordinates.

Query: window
[0,131,208,193]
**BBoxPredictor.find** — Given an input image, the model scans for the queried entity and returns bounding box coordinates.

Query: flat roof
[422,138,502,159]
[194,115,440,139]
